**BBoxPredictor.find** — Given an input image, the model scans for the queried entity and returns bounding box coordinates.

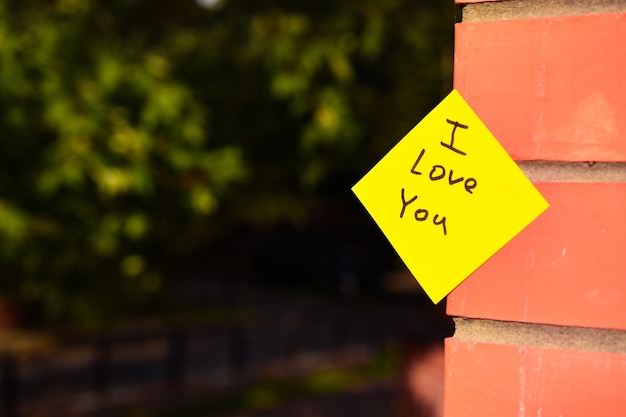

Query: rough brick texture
[454,12,626,161]
[445,338,626,417]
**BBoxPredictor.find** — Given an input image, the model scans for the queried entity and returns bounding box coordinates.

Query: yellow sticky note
[352,89,549,303]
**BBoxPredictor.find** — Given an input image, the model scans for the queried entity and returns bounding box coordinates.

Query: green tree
[0,0,455,327]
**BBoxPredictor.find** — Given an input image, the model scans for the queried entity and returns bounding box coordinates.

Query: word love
[410,150,477,194]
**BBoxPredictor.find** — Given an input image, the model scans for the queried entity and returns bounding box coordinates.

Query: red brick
[455,13,626,161]
[447,182,626,330]
[444,338,626,417]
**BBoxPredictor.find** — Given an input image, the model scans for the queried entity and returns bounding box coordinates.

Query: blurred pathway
[222,379,396,417]
[220,341,445,417]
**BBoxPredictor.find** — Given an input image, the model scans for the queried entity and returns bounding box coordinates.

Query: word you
[399,119,478,236]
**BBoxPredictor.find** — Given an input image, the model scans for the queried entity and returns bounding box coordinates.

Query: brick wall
[445,1,626,415]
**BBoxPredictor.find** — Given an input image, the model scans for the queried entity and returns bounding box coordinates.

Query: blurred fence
[0,293,444,417]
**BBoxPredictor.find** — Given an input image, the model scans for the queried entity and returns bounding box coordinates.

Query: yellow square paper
[352,90,549,303]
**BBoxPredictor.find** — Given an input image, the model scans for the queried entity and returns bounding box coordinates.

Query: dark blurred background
[0,0,457,416]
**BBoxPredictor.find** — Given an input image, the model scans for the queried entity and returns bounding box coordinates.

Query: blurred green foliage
[0,0,455,327]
